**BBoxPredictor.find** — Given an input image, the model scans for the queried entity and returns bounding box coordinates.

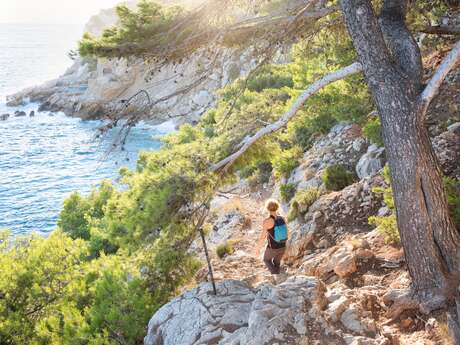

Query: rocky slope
[145,123,460,345]
[7,48,256,124]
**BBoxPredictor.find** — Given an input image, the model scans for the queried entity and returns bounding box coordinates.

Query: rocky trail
[145,122,460,345]
[196,193,277,286]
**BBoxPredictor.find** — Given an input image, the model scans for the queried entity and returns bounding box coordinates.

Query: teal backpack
[273,216,288,242]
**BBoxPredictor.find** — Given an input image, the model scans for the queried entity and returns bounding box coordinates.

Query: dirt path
[202,192,290,287]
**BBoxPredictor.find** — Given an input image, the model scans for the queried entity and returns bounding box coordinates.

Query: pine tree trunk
[340,0,460,298]
[378,86,460,294]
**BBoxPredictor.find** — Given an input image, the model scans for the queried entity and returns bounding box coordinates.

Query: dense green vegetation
[368,166,399,244]
[362,117,384,147]
[280,183,297,203]
[79,0,183,57]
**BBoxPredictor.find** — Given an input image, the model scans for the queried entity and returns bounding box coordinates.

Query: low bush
[245,161,273,189]
[322,164,356,191]
[287,188,322,222]
[369,214,399,244]
[363,116,384,147]
[246,65,294,92]
[216,241,235,259]
[368,165,399,244]
[239,165,257,179]
[280,183,297,203]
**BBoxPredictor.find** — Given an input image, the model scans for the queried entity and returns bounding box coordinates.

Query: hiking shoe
[274,273,288,284]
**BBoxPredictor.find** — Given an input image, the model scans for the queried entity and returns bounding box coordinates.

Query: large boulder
[286,175,385,260]
[143,276,355,345]
[355,145,385,179]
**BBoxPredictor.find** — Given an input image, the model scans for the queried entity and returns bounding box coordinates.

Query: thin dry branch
[420,40,460,116]
[210,61,363,172]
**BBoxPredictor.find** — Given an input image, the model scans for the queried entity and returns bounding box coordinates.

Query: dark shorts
[263,246,285,274]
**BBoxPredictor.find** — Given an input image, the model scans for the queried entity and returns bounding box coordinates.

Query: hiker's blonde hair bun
[265,199,280,212]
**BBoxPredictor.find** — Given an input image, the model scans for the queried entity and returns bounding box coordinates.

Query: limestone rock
[340,305,371,334]
[356,145,385,179]
[288,123,368,191]
[326,295,350,322]
[286,175,384,260]
[331,246,357,278]
[144,276,348,345]
[0,113,9,121]
[7,45,261,125]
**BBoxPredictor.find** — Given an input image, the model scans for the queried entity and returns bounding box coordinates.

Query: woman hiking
[259,199,288,275]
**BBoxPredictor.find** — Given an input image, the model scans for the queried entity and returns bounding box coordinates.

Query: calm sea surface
[0,23,169,235]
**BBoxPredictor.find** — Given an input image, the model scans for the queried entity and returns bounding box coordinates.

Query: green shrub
[58,192,91,240]
[363,117,384,147]
[322,164,356,191]
[287,188,322,222]
[368,165,399,244]
[216,241,235,259]
[246,161,273,189]
[444,177,460,231]
[280,183,297,203]
[290,112,337,150]
[239,165,258,179]
[369,214,399,244]
[272,147,302,179]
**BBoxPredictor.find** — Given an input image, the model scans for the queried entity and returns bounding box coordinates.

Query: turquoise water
[0,24,169,235]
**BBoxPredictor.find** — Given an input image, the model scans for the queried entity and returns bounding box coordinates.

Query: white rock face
[287,123,368,192]
[355,145,385,179]
[143,276,358,345]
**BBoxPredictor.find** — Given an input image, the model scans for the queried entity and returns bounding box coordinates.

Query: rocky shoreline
[6,46,259,126]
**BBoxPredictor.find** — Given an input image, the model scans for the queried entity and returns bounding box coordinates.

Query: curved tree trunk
[340,0,460,299]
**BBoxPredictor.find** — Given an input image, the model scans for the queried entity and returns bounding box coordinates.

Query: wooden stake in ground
[199,227,217,295]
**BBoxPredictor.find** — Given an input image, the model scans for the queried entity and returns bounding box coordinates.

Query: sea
[0,23,171,235]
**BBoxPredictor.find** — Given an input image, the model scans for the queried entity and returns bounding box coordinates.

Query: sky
[0,0,123,26]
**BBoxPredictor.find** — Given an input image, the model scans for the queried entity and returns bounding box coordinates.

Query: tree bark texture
[340,0,460,297]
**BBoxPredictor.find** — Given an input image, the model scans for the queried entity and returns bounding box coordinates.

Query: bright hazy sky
[0,0,123,26]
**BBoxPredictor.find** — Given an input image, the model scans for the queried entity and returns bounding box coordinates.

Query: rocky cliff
[7,48,257,125]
